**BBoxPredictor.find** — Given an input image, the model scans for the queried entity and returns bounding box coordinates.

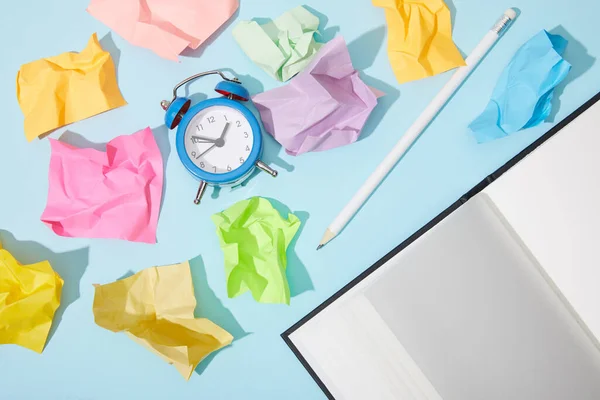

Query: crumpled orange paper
[87,0,240,61]
[93,261,233,380]
[16,33,127,142]
[372,0,465,84]
[0,241,63,353]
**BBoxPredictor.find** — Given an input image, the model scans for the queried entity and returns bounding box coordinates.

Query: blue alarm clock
[161,70,277,205]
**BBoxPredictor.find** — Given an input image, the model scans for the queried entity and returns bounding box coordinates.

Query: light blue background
[0,0,598,398]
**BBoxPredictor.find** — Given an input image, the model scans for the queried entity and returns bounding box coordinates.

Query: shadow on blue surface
[358,73,401,141]
[100,32,121,79]
[348,26,401,141]
[260,133,295,173]
[264,197,314,299]
[180,7,240,59]
[189,254,250,375]
[151,125,172,214]
[446,0,457,29]
[188,91,209,106]
[226,135,295,197]
[303,5,341,42]
[211,185,222,200]
[59,130,105,151]
[221,67,265,97]
[548,25,596,122]
[349,25,386,71]
[0,230,89,347]
[180,76,208,105]
[116,270,135,281]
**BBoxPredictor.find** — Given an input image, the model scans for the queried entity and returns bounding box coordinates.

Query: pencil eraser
[504,8,517,19]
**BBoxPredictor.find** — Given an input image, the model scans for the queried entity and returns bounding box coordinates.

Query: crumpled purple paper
[253,36,384,156]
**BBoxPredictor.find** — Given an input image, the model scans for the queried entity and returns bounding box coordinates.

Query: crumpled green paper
[232,6,322,82]
[211,197,301,305]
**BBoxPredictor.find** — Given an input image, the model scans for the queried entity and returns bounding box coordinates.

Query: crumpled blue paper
[469,30,571,143]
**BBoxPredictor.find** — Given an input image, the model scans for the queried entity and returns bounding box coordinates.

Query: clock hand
[191,135,218,144]
[219,122,231,141]
[193,122,231,149]
[197,143,217,158]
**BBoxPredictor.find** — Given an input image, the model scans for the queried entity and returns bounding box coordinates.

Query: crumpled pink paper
[252,36,384,156]
[41,127,163,243]
[87,0,239,61]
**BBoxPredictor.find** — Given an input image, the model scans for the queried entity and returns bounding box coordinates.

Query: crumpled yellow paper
[93,261,233,380]
[16,33,127,142]
[0,241,63,353]
[372,0,465,84]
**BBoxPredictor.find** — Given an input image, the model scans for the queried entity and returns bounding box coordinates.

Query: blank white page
[365,195,600,400]
[291,294,442,400]
[289,196,600,400]
[484,99,600,344]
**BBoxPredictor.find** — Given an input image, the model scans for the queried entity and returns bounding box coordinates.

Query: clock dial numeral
[185,106,256,175]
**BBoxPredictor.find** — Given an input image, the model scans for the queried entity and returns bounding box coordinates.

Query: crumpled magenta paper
[252,36,383,156]
[41,127,163,243]
[211,197,301,305]
[87,0,239,61]
[93,261,233,380]
[0,241,63,353]
[233,6,322,82]
[469,30,571,143]
[372,0,465,84]
[16,33,126,142]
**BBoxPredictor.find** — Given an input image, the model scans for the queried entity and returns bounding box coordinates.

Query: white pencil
[318,8,518,250]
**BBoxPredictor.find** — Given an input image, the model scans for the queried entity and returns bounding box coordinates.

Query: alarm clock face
[183,105,254,174]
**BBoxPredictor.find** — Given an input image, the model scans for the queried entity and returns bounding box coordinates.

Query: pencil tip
[316,244,324,251]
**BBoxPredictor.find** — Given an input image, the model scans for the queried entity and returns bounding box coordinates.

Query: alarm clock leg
[193,181,208,205]
[256,160,278,178]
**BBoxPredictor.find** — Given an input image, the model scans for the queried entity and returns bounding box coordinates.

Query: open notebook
[283,92,600,400]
